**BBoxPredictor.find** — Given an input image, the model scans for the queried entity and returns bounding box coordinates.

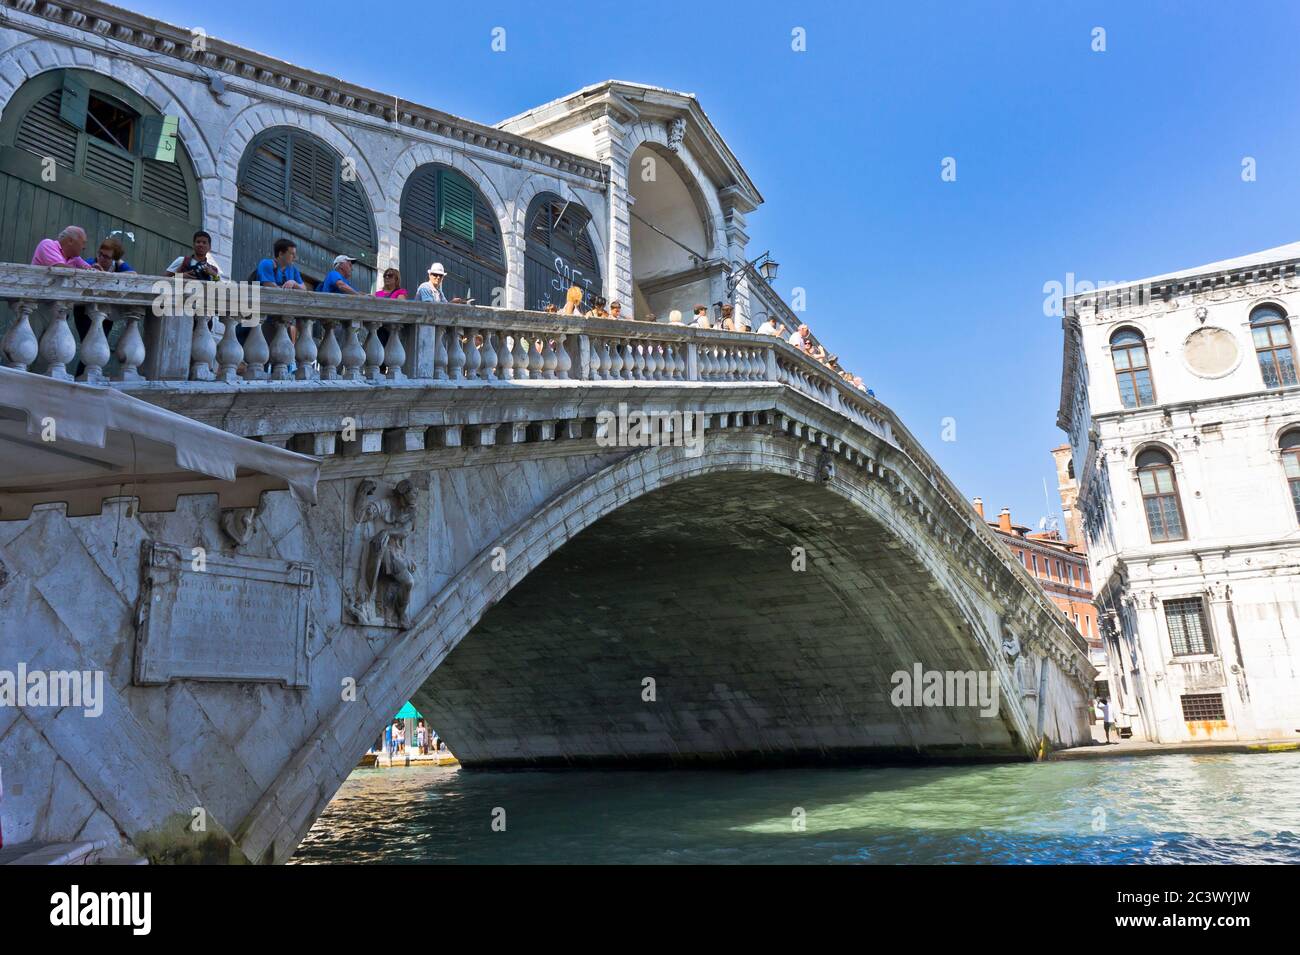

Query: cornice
[0,0,609,184]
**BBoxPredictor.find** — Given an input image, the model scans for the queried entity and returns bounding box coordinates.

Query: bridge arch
[238,427,1044,863]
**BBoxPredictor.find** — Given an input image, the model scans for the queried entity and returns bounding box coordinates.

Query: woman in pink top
[374,268,408,300]
[31,227,93,269]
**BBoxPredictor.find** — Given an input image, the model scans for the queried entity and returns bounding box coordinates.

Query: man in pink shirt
[31,227,93,269]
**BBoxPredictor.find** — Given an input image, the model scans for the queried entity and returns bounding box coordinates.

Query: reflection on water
[292,752,1300,864]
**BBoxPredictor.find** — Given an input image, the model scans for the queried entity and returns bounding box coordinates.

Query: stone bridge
[0,266,1093,863]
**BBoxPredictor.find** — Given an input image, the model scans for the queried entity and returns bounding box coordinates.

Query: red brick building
[974,498,1101,662]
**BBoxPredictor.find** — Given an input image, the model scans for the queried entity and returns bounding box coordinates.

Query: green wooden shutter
[138,115,178,163]
[438,169,475,243]
[241,131,289,208]
[140,158,190,220]
[14,90,78,169]
[58,72,89,129]
[83,138,136,194]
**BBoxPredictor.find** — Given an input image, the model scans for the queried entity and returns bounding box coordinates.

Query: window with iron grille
[1165,597,1213,655]
[1180,693,1226,722]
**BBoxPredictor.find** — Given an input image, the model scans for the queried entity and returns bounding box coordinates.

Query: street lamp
[725,250,779,300]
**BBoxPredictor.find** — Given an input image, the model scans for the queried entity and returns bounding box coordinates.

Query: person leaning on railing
[30,226,94,269]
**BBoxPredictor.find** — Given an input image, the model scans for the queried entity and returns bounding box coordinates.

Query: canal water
[292,752,1300,864]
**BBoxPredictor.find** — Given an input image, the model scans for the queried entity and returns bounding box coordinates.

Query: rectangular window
[1180,693,1226,722]
[1031,554,1039,575]
[1165,597,1213,656]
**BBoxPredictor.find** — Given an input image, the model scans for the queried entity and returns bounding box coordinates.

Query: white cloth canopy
[0,367,318,520]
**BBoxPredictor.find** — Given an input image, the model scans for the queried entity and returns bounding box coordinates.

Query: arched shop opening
[628,141,714,321]
[399,164,505,304]
[233,127,377,289]
[523,192,601,312]
[0,68,203,273]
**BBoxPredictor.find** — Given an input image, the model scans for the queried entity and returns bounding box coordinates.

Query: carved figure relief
[344,478,420,629]
[666,116,686,153]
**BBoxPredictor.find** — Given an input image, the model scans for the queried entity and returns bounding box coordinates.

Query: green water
[291,752,1300,864]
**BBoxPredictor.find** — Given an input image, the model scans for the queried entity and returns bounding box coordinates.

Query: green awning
[394,701,422,720]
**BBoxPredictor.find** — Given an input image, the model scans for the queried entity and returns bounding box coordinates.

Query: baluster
[434,325,449,380]
[699,344,714,380]
[725,345,738,380]
[631,341,645,380]
[555,334,572,380]
[480,328,499,381]
[216,312,244,382]
[463,328,482,380]
[511,332,528,380]
[38,302,77,379]
[541,336,557,379]
[675,344,688,380]
[499,332,515,381]
[363,321,384,381]
[650,343,665,380]
[528,335,544,379]
[447,325,467,380]
[296,318,319,381]
[621,341,634,380]
[319,320,343,379]
[608,338,623,379]
[1,300,39,371]
[79,305,112,383]
[242,317,270,380]
[341,320,366,381]
[270,317,295,381]
[384,322,406,381]
[114,308,145,382]
[661,343,675,381]
[189,314,215,381]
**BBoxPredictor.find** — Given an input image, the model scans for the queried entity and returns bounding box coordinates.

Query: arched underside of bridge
[411,470,1026,766]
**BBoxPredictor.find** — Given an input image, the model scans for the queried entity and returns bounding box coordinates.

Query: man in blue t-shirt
[318,254,362,294]
[256,238,306,289]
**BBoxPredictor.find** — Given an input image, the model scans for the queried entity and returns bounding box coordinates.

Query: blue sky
[130,0,1300,530]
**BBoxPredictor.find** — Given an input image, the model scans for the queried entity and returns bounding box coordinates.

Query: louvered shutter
[241,131,289,208]
[14,90,78,169]
[83,138,136,193]
[338,179,374,248]
[140,159,190,220]
[438,169,475,242]
[289,135,335,232]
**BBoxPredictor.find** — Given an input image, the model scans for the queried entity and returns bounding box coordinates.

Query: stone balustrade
[0,264,883,424]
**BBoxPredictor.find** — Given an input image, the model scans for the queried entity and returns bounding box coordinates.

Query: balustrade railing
[0,265,882,424]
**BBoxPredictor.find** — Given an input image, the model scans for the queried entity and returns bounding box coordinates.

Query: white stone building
[0,0,768,322]
[1058,242,1300,742]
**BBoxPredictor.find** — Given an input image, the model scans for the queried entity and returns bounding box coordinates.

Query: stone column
[591,106,635,314]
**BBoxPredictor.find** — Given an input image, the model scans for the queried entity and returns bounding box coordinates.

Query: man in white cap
[417,262,466,303]
[319,254,361,294]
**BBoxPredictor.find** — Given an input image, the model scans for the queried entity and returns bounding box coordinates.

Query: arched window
[234,127,377,289]
[524,192,601,312]
[1135,448,1185,542]
[1250,305,1298,389]
[1281,430,1300,522]
[1110,328,1156,408]
[399,164,505,305]
[0,69,203,272]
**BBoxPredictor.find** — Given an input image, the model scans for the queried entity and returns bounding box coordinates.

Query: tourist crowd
[29,225,871,395]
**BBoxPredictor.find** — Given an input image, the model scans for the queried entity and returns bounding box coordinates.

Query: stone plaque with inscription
[134,542,314,688]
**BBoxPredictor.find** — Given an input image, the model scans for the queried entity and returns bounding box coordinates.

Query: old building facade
[0,0,768,319]
[1058,241,1300,742]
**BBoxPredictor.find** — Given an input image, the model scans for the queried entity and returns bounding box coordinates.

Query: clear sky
[126,0,1300,530]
